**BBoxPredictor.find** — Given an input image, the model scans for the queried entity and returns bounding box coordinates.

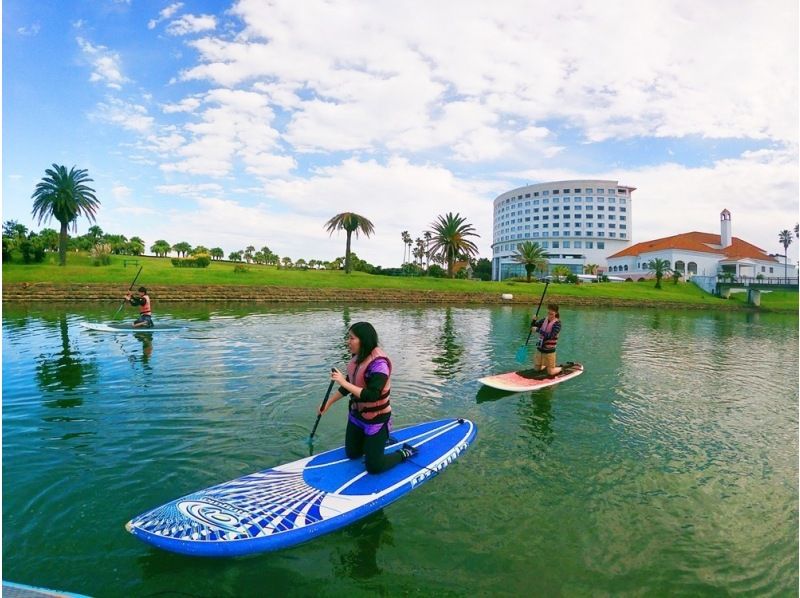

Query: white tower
[720,209,732,248]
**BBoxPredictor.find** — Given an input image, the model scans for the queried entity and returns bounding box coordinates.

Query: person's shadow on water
[332,508,394,580]
[131,333,153,370]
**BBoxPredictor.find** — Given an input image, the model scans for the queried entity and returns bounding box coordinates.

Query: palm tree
[172,241,192,257]
[210,247,224,260]
[551,265,572,282]
[424,231,433,269]
[31,164,100,265]
[778,229,792,280]
[512,241,549,282]
[646,258,672,289]
[794,223,798,238]
[584,263,599,275]
[428,213,480,278]
[150,240,171,257]
[128,237,145,256]
[324,212,375,274]
[400,231,410,264]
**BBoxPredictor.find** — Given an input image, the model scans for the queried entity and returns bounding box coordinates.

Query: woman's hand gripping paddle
[112,265,143,320]
[515,281,550,363]
[307,368,336,455]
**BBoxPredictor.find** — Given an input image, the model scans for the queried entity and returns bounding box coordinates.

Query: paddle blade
[515,345,528,363]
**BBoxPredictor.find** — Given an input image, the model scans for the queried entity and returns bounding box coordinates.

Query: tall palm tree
[512,241,549,282]
[428,212,480,278]
[400,231,410,264]
[324,212,375,274]
[584,263,599,275]
[646,258,672,289]
[31,164,100,265]
[778,229,793,280]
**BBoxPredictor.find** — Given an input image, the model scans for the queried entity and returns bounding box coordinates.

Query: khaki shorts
[535,351,556,369]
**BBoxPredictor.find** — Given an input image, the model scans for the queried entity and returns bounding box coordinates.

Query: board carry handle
[112,265,144,320]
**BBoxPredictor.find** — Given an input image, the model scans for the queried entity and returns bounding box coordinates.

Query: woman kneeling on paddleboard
[532,303,562,377]
[319,322,416,474]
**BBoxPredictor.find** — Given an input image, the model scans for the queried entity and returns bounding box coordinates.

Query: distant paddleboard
[126,418,476,557]
[479,362,584,393]
[80,322,183,333]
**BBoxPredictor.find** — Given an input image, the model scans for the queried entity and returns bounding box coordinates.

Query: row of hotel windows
[503,187,627,200]
[497,240,606,251]
[497,207,627,225]
[497,197,626,214]
[495,230,627,245]
[497,215,627,229]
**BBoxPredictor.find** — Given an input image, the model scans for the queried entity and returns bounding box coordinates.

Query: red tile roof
[608,231,778,262]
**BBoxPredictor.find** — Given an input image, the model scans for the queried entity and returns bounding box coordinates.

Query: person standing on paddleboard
[532,303,562,377]
[124,286,154,328]
[319,322,417,473]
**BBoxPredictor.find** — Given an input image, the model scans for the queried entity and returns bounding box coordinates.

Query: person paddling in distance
[124,286,154,328]
[532,303,562,377]
[318,322,417,473]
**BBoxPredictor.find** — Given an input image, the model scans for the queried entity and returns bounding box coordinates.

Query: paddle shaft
[112,265,144,319]
[309,373,336,441]
[524,281,550,346]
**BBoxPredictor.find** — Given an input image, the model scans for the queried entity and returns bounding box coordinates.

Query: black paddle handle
[309,370,336,440]
[526,281,550,344]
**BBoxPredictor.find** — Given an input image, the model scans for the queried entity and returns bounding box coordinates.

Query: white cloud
[91,97,154,133]
[148,2,184,29]
[166,14,217,36]
[76,37,128,89]
[17,23,41,36]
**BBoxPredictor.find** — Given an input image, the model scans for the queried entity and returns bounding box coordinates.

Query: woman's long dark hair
[349,322,378,362]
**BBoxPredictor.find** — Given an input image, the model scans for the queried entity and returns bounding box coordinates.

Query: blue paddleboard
[126,418,476,556]
[80,322,183,333]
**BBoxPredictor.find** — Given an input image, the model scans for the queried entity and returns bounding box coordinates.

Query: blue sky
[3,0,798,267]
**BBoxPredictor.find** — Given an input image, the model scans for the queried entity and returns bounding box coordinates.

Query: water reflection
[432,308,463,379]
[130,333,154,370]
[333,509,394,579]
[35,314,96,400]
[517,390,555,450]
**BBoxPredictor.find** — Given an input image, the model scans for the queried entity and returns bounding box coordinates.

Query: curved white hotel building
[491,180,635,280]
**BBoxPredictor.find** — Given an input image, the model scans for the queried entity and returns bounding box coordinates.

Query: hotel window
[586,214,593,219]
[620,233,626,239]
[563,197,570,203]
[620,225,626,229]
[609,198,615,204]
[553,190,559,194]
[543,199,550,205]
[585,197,593,203]
[552,241,559,248]
[533,192,539,197]
[563,205,570,210]
[585,188,593,193]
[586,241,593,249]
[598,242,605,249]
[620,207,626,212]
[563,241,570,248]
[563,214,570,219]
[597,232,605,237]
[597,206,604,211]
[620,198,626,204]
[563,189,570,194]
[609,233,616,238]
[574,205,582,210]
[574,214,582,219]
[617,189,626,194]
[608,206,616,212]
[597,188,604,194]
[574,241,582,248]
[525,193,531,198]
[574,188,581,193]
[543,190,549,196]
[541,241,549,248]
[609,224,616,229]
[609,189,616,194]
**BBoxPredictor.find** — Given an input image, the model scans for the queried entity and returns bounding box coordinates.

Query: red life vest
[138,294,152,316]
[347,347,392,420]
[537,317,559,351]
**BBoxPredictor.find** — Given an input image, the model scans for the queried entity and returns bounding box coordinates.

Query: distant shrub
[171,255,211,268]
[91,243,112,266]
[233,264,249,274]
[19,238,46,264]
[565,273,578,284]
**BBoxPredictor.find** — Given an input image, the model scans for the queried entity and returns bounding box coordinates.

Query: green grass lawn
[3,253,798,311]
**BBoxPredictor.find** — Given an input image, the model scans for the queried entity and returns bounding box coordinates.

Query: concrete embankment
[1,282,738,310]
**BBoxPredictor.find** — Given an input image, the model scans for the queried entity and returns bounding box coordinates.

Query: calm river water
[2,303,798,597]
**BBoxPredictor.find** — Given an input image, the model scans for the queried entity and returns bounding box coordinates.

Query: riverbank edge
[1,282,774,311]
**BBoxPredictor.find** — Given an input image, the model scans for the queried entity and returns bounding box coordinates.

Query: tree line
[4,163,494,279]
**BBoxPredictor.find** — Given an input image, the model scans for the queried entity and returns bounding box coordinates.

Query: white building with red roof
[606,209,796,281]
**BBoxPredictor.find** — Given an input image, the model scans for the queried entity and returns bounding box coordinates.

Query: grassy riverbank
[3,253,798,311]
